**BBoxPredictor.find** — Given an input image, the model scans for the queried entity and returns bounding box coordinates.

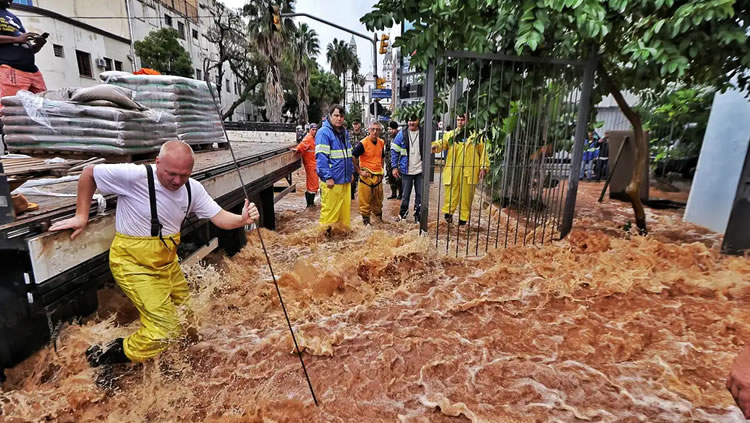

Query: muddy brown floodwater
[2,177,750,422]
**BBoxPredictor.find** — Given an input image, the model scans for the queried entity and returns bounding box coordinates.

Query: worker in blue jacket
[315,104,354,234]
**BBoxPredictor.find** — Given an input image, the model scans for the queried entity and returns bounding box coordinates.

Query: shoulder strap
[183,179,192,228]
[144,164,161,237]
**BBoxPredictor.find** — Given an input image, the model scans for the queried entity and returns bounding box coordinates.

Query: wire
[13,14,222,20]
[202,58,319,407]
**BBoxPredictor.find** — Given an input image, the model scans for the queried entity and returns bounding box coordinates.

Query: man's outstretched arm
[49,166,97,239]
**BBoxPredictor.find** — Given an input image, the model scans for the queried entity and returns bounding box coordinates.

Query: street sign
[372,89,392,98]
[378,116,390,122]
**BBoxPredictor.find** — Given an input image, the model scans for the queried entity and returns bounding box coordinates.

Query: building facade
[9,0,256,121]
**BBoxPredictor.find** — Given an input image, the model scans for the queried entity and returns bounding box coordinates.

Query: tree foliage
[326,39,358,107]
[290,23,320,124]
[362,0,750,233]
[134,28,194,77]
[308,65,345,124]
[243,0,296,122]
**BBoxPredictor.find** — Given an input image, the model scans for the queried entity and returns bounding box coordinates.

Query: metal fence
[418,51,596,256]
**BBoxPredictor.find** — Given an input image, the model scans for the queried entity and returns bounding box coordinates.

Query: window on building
[195,69,202,80]
[103,57,113,71]
[164,15,172,27]
[226,79,230,93]
[114,60,123,71]
[14,0,32,5]
[53,44,64,58]
[234,81,238,94]
[215,75,220,87]
[192,29,199,40]
[177,21,185,39]
[76,50,92,78]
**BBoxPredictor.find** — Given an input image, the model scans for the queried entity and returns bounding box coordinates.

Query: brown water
[1,181,749,422]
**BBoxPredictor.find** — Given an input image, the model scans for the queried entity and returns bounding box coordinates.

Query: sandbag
[3,125,173,141]
[70,85,143,110]
[7,142,160,155]
[5,134,168,148]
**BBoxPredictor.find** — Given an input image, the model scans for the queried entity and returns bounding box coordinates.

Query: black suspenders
[144,164,192,246]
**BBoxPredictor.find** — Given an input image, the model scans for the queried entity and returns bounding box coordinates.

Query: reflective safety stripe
[316,144,331,154]
[330,148,352,159]
[391,144,404,154]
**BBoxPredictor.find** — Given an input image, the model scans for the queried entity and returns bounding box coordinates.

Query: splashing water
[1,182,748,422]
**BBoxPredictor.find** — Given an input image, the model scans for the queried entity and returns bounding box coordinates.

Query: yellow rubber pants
[358,173,383,218]
[320,182,351,228]
[442,180,477,222]
[109,232,188,363]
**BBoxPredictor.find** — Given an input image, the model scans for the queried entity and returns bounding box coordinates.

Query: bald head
[156,140,194,191]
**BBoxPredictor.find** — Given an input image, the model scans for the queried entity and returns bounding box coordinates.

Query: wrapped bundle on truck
[1,87,177,157]
[100,71,225,148]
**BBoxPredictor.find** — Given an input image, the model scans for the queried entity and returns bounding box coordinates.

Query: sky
[220,0,395,76]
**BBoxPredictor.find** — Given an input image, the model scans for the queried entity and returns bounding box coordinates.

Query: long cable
[202,59,319,406]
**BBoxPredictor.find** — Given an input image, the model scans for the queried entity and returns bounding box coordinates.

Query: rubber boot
[445,214,453,224]
[362,216,371,226]
[305,192,315,208]
[86,338,129,368]
[375,213,384,223]
[459,220,467,226]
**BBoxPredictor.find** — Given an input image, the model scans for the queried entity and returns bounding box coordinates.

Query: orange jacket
[296,133,316,168]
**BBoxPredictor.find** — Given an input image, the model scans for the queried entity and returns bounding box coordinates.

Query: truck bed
[1,141,293,234]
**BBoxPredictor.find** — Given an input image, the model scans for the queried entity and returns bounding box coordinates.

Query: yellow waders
[442,180,477,222]
[110,232,189,362]
[358,172,384,218]
[320,182,351,228]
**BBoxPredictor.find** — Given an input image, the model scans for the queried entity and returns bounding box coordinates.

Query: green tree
[290,23,321,124]
[348,101,364,124]
[134,28,193,77]
[326,38,356,108]
[309,65,344,124]
[243,0,296,122]
[362,0,750,233]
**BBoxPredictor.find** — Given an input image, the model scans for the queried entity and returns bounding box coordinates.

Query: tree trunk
[265,64,284,122]
[599,64,648,234]
[295,67,309,124]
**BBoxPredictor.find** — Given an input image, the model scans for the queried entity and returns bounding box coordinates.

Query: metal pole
[419,61,436,233]
[598,136,628,202]
[124,0,138,71]
[559,51,597,238]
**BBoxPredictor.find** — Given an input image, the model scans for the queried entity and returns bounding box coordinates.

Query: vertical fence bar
[540,64,567,243]
[560,53,597,238]
[504,63,527,248]
[455,60,473,257]
[514,63,536,246]
[553,72,580,235]
[435,58,449,248]
[466,60,484,256]
[476,61,495,255]
[486,61,504,252]
[495,63,514,249]
[445,59,463,253]
[420,61,437,234]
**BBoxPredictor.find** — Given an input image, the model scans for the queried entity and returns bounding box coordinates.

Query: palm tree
[326,38,352,108]
[243,0,295,122]
[290,23,319,124]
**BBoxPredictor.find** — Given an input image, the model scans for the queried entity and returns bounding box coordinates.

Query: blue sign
[378,116,391,122]
[372,89,392,99]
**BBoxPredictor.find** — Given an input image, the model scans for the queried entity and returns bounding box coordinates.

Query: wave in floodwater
[1,187,749,423]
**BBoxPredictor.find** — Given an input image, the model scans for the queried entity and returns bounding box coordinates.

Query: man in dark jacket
[595,131,610,181]
[390,115,425,222]
[349,120,367,200]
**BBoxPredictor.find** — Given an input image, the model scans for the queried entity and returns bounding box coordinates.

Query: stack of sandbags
[100,71,224,146]
[1,89,176,155]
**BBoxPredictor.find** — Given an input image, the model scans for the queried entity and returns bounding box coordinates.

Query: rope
[202,58,319,406]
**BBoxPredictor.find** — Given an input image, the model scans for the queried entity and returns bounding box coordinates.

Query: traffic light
[376,77,386,89]
[379,34,389,54]
[269,5,281,32]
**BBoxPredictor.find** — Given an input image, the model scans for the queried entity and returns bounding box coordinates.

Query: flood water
[1,179,749,422]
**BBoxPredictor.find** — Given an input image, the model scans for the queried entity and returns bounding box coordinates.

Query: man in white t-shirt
[390,115,425,222]
[49,140,259,373]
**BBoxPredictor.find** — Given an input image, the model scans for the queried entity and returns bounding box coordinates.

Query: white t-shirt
[94,164,222,237]
[407,130,422,175]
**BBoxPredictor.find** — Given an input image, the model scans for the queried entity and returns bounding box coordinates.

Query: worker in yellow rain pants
[432,114,490,225]
[353,120,386,225]
[50,141,260,382]
[315,104,354,234]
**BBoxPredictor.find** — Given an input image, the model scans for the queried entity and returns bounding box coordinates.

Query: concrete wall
[685,84,750,233]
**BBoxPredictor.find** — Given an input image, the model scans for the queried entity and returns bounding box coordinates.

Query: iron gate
[418,51,596,256]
